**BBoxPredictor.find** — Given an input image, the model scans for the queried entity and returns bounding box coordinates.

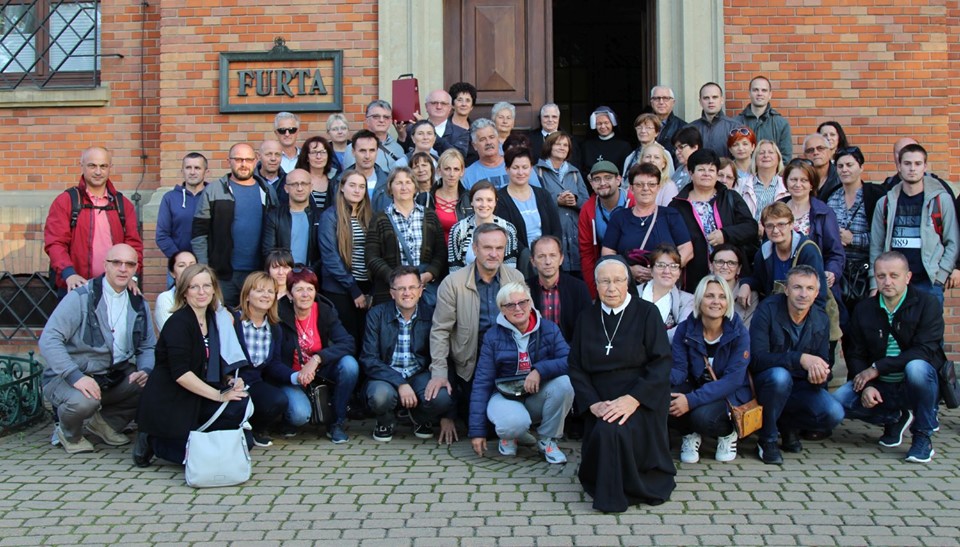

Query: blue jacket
[231,309,295,387]
[468,313,570,438]
[318,206,364,299]
[360,302,434,387]
[744,232,829,307]
[670,314,753,408]
[155,183,206,257]
[749,293,830,381]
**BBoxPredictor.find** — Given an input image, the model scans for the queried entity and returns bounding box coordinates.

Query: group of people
[37,75,955,514]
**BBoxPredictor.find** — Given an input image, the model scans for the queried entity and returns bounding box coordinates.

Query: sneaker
[757,440,783,465]
[517,431,537,447]
[498,438,518,456]
[277,423,299,438]
[905,433,934,463]
[879,410,914,448]
[372,424,394,442]
[715,431,738,462]
[413,422,434,440]
[538,438,567,464]
[55,425,95,454]
[85,412,130,446]
[680,433,701,463]
[251,431,273,447]
[327,423,349,444]
[781,430,803,453]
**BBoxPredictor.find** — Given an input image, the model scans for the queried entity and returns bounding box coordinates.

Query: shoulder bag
[704,357,763,439]
[939,360,960,409]
[184,384,253,488]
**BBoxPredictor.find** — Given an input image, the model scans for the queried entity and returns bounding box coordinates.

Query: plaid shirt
[539,278,561,326]
[242,319,272,367]
[390,306,421,378]
[826,187,869,262]
[389,203,425,267]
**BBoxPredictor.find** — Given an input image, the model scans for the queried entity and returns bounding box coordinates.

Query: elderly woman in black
[568,257,675,512]
[134,264,250,467]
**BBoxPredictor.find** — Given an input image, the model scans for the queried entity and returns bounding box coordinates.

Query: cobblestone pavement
[1,411,959,546]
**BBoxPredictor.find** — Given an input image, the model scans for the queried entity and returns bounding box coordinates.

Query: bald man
[44,146,143,296]
[253,139,287,192]
[192,143,279,306]
[261,168,322,270]
[39,243,156,454]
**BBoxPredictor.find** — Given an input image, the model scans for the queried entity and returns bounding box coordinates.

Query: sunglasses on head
[291,264,312,274]
[729,127,752,138]
[836,146,861,157]
[276,127,298,135]
[788,157,814,166]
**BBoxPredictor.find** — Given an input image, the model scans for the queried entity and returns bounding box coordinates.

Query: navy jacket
[749,293,830,381]
[526,273,592,342]
[468,315,570,438]
[231,309,294,387]
[360,302,434,387]
[846,287,945,381]
[670,314,753,408]
[318,206,365,299]
[261,201,322,271]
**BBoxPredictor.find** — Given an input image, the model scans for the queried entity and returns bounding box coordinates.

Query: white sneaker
[680,432,701,463]
[538,438,567,464]
[498,438,518,456]
[715,430,738,462]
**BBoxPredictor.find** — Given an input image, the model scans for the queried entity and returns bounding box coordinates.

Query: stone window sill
[0,85,110,108]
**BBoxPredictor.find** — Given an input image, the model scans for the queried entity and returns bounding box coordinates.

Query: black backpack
[66,186,126,230]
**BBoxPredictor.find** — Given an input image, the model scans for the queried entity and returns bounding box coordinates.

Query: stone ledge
[0,84,110,108]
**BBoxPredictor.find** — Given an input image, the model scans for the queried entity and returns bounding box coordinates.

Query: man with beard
[192,143,278,307]
[577,161,635,298]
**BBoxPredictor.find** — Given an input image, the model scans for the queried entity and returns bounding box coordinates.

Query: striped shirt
[350,216,368,281]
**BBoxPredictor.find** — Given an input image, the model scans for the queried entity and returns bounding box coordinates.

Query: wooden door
[444,0,552,130]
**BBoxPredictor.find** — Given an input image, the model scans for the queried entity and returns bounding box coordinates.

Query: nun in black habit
[568,256,676,513]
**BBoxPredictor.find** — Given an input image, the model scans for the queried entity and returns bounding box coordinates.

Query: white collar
[103,281,126,300]
[600,292,632,315]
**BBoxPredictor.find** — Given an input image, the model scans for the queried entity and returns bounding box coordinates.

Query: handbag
[704,357,763,439]
[184,391,252,488]
[841,260,870,303]
[308,382,334,425]
[938,360,960,409]
[495,375,529,401]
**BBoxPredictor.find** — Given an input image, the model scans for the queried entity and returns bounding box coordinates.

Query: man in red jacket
[44,146,143,294]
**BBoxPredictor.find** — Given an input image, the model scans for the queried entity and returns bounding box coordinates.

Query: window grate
[0,0,100,90]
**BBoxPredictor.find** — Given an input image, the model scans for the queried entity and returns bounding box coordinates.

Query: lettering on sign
[219,38,343,113]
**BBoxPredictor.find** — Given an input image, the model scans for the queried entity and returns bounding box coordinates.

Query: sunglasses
[729,127,753,138]
[788,158,814,166]
[276,127,298,135]
[835,146,862,157]
[291,264,313,274]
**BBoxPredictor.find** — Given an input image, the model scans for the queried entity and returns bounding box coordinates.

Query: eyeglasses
[390,284,423,293]
[804,145,828,155]
[286,181,311,188]
[311,149,328,156]
[591,174,618,184]
[501,299,531,310]
[653,262,680,271]
[596,278,628,287]
[763,221,792,232]
[366,114,391,121]
[105,259,137,269]
[187,283,213,292]
[631,181,659,189]
[729,127,753,138]
[276,127,298,135]
[651,96,674,102]
[229,157,256,164]
[713,259,739,269]
[329,125,348,132]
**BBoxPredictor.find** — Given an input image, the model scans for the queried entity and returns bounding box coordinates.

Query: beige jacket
[429,262,524,381]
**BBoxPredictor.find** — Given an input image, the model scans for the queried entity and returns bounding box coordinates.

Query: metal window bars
[0,1,100,89]
[0,272,58,342]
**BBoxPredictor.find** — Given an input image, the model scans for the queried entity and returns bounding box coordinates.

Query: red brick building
[0,0,957,351]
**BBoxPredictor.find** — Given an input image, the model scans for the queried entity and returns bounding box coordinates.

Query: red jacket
[44,176,143,289]
[577,190,635,298]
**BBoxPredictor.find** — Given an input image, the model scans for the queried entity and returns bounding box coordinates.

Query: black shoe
[373,423,394,442]
[757,440,783,465]
[413,422,434,440]
[781,430,803,453]
[879,410,914,447]
[800,429,832,441]
[277,423,299,438]
[132,432,153,468]
[252,431,273,447]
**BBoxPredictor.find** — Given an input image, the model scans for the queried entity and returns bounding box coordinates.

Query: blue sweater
[155,184,206,257]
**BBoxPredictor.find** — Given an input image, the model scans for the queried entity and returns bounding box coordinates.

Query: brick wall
[724,0,960,355]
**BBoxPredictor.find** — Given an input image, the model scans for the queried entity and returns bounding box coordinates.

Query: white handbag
[183,396,253,488]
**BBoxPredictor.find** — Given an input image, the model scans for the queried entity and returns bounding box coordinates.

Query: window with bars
[0,0,100,89]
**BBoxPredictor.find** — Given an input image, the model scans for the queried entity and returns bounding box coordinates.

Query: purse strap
[386,209,416,265]
[703,355,757,403]
[196,370,238,432]
[637,207,658,252]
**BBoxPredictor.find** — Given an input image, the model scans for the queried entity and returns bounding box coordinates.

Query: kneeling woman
[135,264,250,467]
[278,267,360,444]
[668,275,751,464]
[469,282,574,464]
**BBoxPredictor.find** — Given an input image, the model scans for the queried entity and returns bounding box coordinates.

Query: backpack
[66,186,126,231]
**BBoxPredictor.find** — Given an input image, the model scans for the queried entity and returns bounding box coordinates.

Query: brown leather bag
[704,357,763,439]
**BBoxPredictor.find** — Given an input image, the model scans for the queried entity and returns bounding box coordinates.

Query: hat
[589,160,619,177]
[589,106,618,129]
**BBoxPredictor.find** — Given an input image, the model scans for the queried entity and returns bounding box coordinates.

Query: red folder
[392,74,420,123]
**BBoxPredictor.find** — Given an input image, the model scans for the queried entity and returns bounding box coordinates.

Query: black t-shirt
[891,191,928,284]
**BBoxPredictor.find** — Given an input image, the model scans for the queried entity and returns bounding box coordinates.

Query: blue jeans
[280,385,312,427]
[668,398,734,438]
[365,370,453,427]
[317,355,360,425]
[485,376,575,440]
[909,279,944,307]
[833,360,940,434]
[753,367,844,443]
